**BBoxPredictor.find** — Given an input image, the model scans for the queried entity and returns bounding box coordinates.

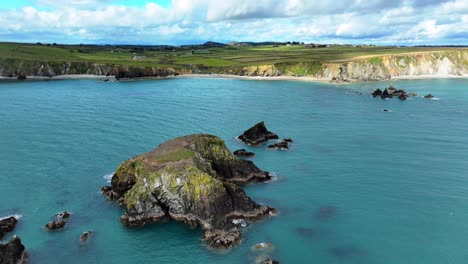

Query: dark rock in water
[0,217,17,240]
[424,94,435,99]
[392,89,406,97]
[283,138,293,143]
[233,149,255,158]
[380,89,392,99]
[316,206,337,221]
[398,93,408,100]
[80,231,92,243]
[268,140,289,150]
[103,134,275,249]
[0,236,27,264]
[101,186,115,200]
[371,88,383,97]
[45,220,66,230]
[57,211,71,219]
[330,246,364,260]
[382,109,390,112]
[16,75,26,81]
[238,122,279,145]
[261,259,280,264]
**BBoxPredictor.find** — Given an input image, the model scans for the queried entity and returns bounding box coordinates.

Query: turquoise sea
[1,77,468,263]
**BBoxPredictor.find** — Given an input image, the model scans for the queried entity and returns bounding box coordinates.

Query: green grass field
[0,42,464,70]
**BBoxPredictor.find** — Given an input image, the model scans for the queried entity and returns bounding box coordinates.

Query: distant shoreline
[0,73,467,83]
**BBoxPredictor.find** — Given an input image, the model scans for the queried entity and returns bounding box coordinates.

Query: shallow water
[1,78,467,263]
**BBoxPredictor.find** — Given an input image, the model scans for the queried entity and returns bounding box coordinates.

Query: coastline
[0,73,467,83]
[175,74,334,83]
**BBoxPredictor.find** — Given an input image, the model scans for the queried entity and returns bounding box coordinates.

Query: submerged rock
[316,206,337,221]
[252,242,274,252]
[0,236,27,264]
[424,94,435,99]
[0,217,17,240]
[102,134,275,249]
[45,220,66,230]
[238,122,279,145]
[233,149,255,158]
[371,88,383,97]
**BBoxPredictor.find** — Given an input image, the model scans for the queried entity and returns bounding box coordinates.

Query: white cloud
[0,0,466,45]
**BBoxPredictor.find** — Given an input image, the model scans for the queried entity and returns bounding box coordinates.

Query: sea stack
[102,134,275,249]
[238,122,279,145]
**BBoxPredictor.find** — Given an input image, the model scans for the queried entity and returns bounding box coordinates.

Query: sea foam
[103,172,114,183]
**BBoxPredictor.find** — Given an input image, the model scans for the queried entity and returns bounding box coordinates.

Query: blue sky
[0,0,467,45]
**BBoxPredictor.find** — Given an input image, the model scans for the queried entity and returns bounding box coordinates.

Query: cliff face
[0,59,190,79]
[320,50,468,81]
[1,50,466,81]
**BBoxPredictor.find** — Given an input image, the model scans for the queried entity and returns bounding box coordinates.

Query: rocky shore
[102,134,275,248]
[0,216,26,264]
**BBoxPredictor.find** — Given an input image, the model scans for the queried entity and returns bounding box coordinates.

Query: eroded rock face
[0,217,17,240]
[102,134,275,249]
[238,122,279,146]
[0,236,27,264]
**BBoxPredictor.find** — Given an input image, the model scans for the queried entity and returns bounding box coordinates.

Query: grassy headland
[0,42,466,80]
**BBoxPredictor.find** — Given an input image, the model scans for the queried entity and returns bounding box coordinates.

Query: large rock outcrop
[0,236,26,264]
[102,134,275,248]
[0,218,17,240]
[238,122,279,146]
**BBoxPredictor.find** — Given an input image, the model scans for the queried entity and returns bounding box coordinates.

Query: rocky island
[102,134,275,248]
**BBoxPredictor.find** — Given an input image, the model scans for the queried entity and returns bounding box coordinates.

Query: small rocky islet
[372,85,435,100]
[102,134,276,248]
[238,122,293,150]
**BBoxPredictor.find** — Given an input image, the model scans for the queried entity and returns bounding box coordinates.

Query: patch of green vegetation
[275,61,323,76]
[182,165,224,201]
[123,164,224,208]
[115,159,146,184]
[153,148,195,163]
[368,57,383,64]
[192,135,233,161]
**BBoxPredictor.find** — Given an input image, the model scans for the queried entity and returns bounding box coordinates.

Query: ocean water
[0,77,468,264]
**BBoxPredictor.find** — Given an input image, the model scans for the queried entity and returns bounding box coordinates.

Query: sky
[0,0,467,45]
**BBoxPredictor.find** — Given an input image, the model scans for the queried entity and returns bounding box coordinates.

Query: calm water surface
[1,77,467,263]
